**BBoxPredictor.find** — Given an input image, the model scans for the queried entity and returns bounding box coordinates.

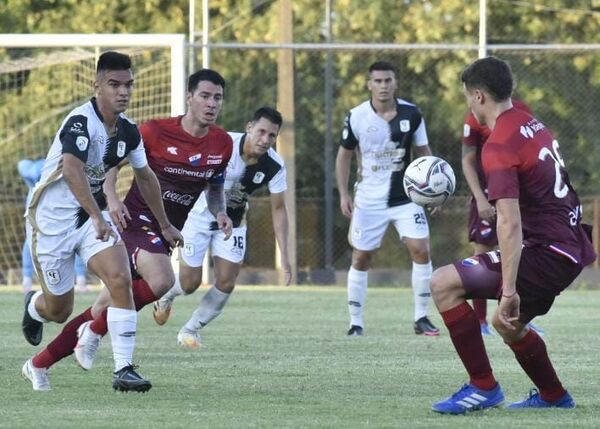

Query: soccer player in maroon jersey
[23,69,234,387]
[462,101,545,336]
[431,56,595,414]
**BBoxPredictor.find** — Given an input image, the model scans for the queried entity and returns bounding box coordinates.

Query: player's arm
[412,144,432,158]
[206,180,232,240]
[132,165,183,247]
[335,147,354,218]
[63,153,113,241]
[270,191,292,286]
[462,144,495,222]
[103,159,131,231]
[495,197,522,329]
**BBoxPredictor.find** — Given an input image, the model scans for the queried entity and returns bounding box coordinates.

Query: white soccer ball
[403,156,456,207]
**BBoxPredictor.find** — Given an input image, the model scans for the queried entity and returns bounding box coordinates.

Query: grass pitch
[1,286,599,429]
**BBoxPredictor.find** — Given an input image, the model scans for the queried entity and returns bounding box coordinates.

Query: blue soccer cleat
[527,322,545,336]
[432,383,505,414]
[480,323,495,336]
[508,388,575,409]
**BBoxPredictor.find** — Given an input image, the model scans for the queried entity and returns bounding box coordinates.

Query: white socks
[27,290,48,323]
[160,276,185,303]
[412,261,433,321]
[184,286,230,332]
[107,306,137,372]
[347,267,368,328]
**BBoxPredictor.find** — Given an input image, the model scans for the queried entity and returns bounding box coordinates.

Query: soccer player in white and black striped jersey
[336,61,439,337]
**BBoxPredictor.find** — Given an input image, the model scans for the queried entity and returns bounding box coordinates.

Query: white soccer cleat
[177,328,203,350]
[152,298,173,326]
[22,359,51,391]
[74,320,103,370]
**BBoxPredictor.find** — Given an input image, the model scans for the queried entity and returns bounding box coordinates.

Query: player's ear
[245,121,253,132]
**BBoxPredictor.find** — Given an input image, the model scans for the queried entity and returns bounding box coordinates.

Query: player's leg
[177,226,245,348]
[393,203,438,336]
[429,253,505,414]
[471,242,495,335]
[498,247,578,409]
[153,212,210,325]
[345,207,388,336]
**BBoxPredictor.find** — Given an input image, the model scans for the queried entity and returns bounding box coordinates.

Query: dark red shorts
[468,198,497,246]
[120,213,172,279]
[453,245,583,324]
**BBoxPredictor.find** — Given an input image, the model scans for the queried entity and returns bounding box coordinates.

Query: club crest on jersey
[189,153,202,166]
[462,257,479,266]
[167,146,178,155]
[252,171,266,184]
[45,269,61,285]
[117,141,126,157]
[150,236,162,245]
[76,136,89,151]
[400,120,410,132]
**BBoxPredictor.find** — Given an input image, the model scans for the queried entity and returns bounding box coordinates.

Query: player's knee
[430,266,454,301]
[105,270,131,290]
[351,251,371,270]
[148,274,176,297]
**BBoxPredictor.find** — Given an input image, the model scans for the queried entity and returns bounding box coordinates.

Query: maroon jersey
[123,117,233,230]
[463,99,532,188]
[482,107,595,266]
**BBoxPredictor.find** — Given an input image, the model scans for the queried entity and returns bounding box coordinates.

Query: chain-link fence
[0,42,599,285]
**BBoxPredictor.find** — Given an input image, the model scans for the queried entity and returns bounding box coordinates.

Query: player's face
[367,70,397,103]
[186,81,224,127]
[463,84,486,125]
[94,69,134,114]
[245,117,280,157]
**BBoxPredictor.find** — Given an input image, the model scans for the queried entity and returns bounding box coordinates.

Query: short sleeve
[60,115,91,162]
[340,112,358,150]
[483,141,520,201]
[463,112,484,147]
[268,165,287,194]
[127,138,148,169]
[412,114,428,147]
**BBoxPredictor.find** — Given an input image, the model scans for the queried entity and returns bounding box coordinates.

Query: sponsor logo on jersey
[252,171,266,184]
[462,257,479,266]
[163,190,195,206]
[463,123,471,137]
[189,153,202,166]
[366,126,378,133]
[207,159,222,165]
[206,169,214,178]
[167,146,178,155]
[400,120,410,132]
[69,122,85,135]
[76,136,89,151]
[480,227,492,237]
[342,127,349,140]
[163,166,206,177]
[520,125,534,139]
[117,140,126,157]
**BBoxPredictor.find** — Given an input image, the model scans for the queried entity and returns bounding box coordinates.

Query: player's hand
[427,205,441,216]
[161,224,184,248]
[216,212,233,240]
[107,194,131,232]
[92,215,117,242]
[476,198,496,222]
[340,195,353,218]
[497,290,520,330]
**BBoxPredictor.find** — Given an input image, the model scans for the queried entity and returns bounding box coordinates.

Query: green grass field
[1,286,599,429]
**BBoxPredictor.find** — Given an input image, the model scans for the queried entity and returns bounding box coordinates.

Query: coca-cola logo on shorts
[163,190,194,206]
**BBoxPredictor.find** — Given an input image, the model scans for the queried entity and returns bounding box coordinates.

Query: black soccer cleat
[22,291,43,346]
[413,316,440,336]
[347,325,364,336]
[113,365,152,393]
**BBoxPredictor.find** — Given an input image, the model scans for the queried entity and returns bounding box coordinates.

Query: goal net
[0,34,185,284]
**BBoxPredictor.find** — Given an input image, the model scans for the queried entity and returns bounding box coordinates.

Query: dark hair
[461,56,514,101]
[188,68,226,93]
[251,106,283,128]
[96,51,132,74]
[369,61,397,75]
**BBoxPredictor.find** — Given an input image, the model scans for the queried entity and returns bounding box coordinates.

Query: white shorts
[349,203,429,251]
[26,212,120,295]
[181,209,247,267]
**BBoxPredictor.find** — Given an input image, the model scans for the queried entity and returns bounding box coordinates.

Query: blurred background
[0,0,599,286]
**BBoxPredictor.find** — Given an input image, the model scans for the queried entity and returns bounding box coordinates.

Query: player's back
[483,108,595,266]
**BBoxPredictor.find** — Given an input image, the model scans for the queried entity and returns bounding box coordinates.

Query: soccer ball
[403,156,456,207]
